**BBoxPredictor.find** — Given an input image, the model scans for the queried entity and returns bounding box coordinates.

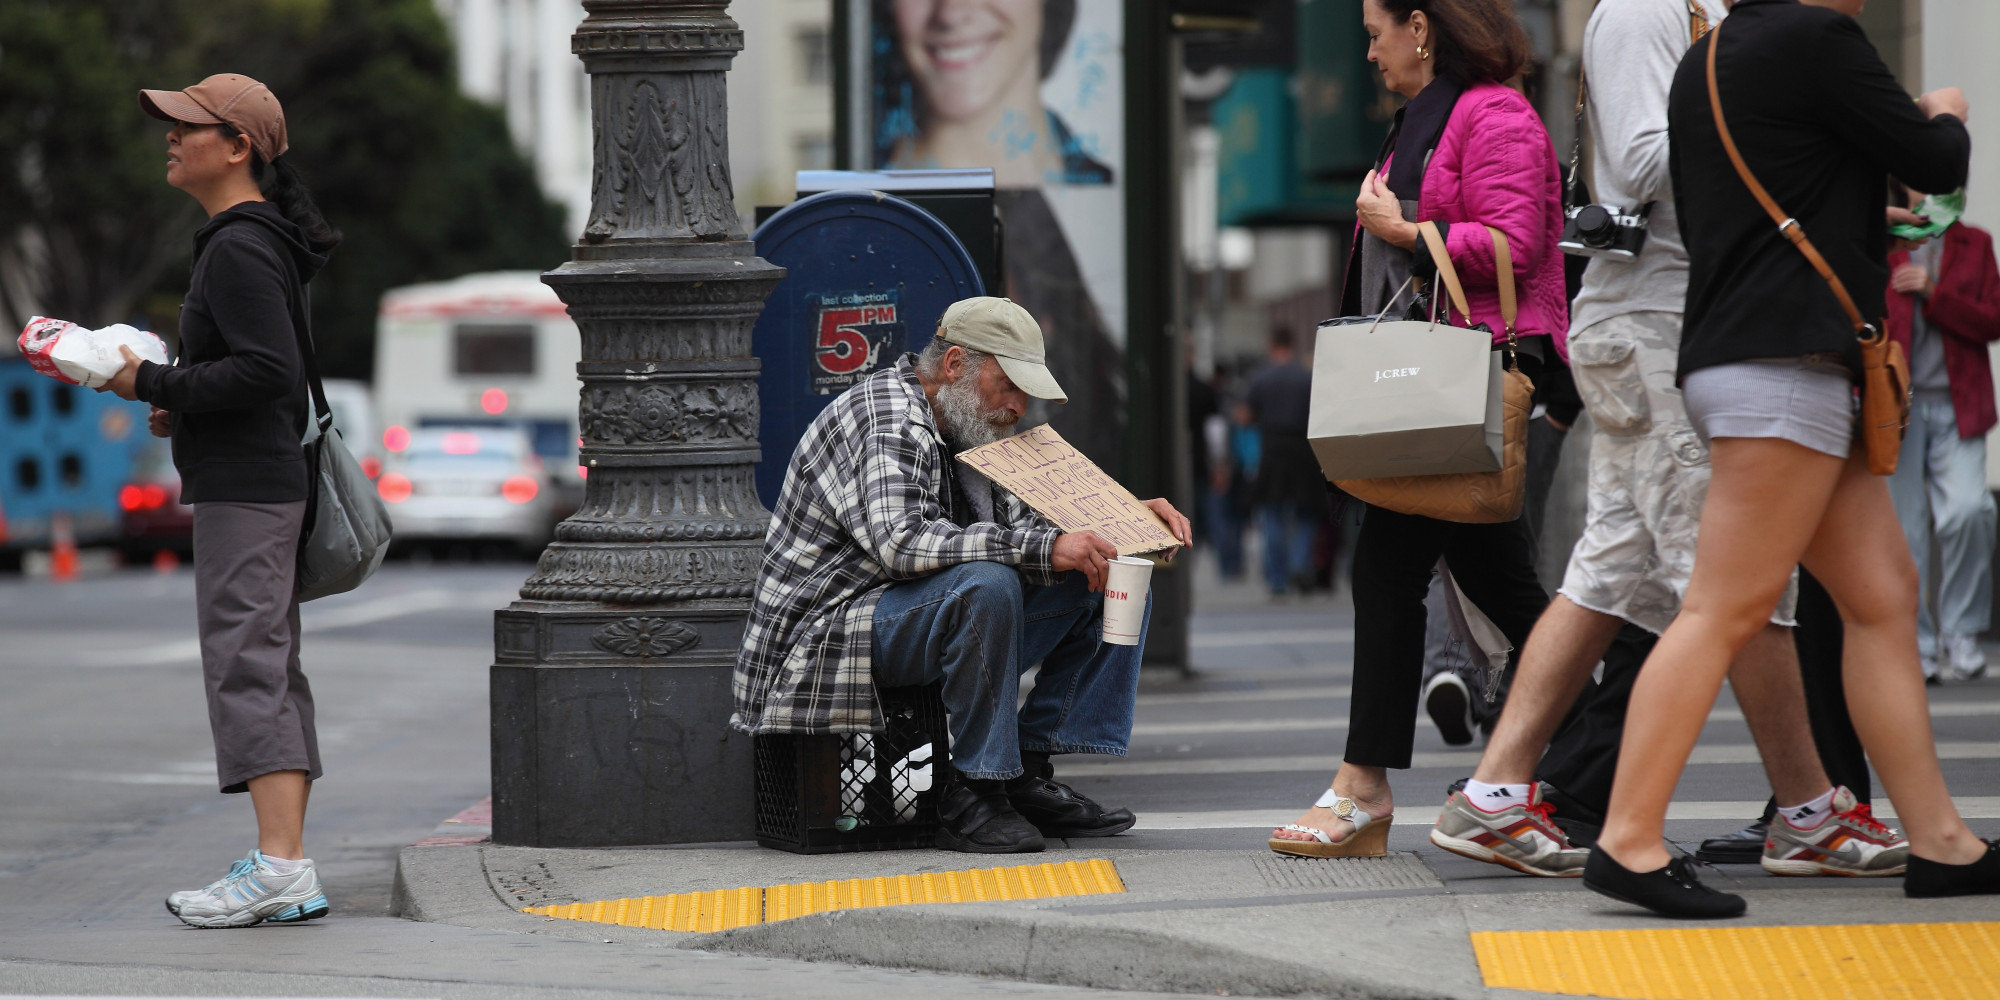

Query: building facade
[432,0,834,235]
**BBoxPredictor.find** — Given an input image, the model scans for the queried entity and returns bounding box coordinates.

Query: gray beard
[936,370,1015,451]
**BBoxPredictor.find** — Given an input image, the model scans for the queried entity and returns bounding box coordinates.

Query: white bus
[373,272,583,510]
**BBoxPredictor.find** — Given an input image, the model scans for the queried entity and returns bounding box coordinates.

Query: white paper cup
[1101,556,1154,646]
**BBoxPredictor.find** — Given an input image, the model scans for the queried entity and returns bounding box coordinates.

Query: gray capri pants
[192,500,320,793]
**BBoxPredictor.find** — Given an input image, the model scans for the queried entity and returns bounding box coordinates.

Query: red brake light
[119,485,144,511]
[501,475,539,504]
[383,425,410,452]
[141,484,167,509]
[359,455,382,479]
[378,473,412,503]
[480,387,509,415]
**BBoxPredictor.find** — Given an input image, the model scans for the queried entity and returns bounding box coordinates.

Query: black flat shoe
[1906,840,2000,898]
[1694,821,1770,865]
[1583,850,1746,919]
[936,775,1045,854]
[1007,770,1136,838]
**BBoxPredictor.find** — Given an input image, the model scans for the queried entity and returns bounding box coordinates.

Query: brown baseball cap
[140,74,289,162]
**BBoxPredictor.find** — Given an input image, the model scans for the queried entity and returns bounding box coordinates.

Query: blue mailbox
[750,187,986,508]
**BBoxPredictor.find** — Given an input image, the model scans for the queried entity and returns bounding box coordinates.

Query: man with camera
[1428,0,1907,880]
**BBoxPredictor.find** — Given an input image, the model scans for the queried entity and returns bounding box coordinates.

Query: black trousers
[1346,504,1550,769]
[1535,569,1869,820]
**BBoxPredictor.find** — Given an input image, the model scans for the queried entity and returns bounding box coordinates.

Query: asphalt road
[2,555,1995,998]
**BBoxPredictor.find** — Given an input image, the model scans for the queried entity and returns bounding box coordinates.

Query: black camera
[1559,202,1653,260]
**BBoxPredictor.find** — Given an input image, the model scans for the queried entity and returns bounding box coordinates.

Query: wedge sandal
[1268,788,1392,858]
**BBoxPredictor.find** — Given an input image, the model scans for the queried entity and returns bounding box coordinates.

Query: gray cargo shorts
[1560,312,1797,635]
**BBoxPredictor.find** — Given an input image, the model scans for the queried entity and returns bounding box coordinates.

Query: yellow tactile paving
[522,858,1124,931]
[1472,922,2000,999]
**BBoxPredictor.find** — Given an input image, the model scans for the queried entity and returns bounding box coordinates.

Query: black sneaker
[936,774,1045,854]
[1424,673,1477,747]
[1695,821,1770,865]
[1583,850,1746,919]
[1006,760,1135,838]
[1906,840,2000,898]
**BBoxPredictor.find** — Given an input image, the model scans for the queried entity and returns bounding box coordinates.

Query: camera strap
[1703,17,1871,337]
[1568,0,1718,211]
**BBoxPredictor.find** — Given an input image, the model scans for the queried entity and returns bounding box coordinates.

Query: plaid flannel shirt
[732,355,1062,735]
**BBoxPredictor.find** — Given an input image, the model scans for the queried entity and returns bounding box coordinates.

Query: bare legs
[1597,440,1984,872]
[1473,597,1623,785]
[1729,625,1832,805]
[247,769,310,860]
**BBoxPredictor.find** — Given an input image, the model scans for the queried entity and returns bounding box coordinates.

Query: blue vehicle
[0,357,153,551]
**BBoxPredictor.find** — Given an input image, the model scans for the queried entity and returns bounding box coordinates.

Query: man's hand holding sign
[958,424,1190,592]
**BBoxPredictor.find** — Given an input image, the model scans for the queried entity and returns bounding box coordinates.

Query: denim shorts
[1682,355,1856,459]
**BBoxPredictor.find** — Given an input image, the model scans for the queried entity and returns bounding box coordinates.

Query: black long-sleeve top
[135,201,327,503]
[1668,0,1970,380]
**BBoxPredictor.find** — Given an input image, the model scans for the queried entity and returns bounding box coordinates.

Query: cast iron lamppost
[491,0,784,847]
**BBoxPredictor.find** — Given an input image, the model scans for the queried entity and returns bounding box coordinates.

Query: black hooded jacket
[136,201,329,503]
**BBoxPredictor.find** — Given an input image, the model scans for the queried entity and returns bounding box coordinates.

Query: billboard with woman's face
[871,0,1126,466]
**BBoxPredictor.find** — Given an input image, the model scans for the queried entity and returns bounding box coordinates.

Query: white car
[377,427,556,552]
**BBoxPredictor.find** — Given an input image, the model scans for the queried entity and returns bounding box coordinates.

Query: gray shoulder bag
[291,286,392,601]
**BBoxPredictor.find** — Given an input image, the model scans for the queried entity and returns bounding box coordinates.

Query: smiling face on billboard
[893,0,1046,124]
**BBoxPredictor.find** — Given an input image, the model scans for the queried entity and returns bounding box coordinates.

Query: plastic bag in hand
[17,316,169,388]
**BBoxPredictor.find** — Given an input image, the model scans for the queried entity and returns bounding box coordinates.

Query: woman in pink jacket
[1271,0,1565,858]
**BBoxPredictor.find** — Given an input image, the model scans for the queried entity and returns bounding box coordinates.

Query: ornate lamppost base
[486,0,786,848]
[492,601,753,847]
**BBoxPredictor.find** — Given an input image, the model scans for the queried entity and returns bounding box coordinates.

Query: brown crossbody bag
[1705,17,1910,475]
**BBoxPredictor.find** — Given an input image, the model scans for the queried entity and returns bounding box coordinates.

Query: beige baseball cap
[937,297,1068,403]
[140,74,289,163]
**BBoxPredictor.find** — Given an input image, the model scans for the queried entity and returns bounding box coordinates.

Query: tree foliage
[0,0,572,379]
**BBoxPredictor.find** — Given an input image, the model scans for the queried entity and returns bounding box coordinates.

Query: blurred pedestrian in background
[1885,189,2000,683]
[1587,0,1994,918]
[105,74,340,929]
[1272,0,1561,858]
[1245,328,1326,597]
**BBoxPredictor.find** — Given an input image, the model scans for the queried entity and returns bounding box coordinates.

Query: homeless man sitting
[732,296,1192,854]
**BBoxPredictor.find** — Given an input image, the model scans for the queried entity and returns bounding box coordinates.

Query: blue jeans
[1888,395,1996,659]
[871,561,1148,780]
[1259,502,1319,595]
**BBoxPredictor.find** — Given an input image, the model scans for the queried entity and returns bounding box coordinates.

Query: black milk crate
[754,683,949,854]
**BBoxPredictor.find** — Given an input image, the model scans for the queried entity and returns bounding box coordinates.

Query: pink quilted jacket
[1389,82,1570,361]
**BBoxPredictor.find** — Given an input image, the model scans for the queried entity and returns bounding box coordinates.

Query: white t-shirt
[1568,0,1729,334]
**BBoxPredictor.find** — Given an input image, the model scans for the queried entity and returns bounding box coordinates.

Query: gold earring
[1417,44,1431,59]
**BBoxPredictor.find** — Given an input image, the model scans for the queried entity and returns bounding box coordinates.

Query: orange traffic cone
[50,512,79,583]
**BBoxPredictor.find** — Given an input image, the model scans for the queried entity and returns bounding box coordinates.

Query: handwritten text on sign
[955,425,1179,556]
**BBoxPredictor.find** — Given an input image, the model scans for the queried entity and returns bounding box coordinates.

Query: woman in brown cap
[99,73,342,929]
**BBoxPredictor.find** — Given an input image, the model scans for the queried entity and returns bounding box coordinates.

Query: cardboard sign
[955,425,1179,556]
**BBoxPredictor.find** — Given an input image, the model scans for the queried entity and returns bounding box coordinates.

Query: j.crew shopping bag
[1306,317,1504,481]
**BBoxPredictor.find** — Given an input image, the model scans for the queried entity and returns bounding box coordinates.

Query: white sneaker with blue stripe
[169,851,329,928]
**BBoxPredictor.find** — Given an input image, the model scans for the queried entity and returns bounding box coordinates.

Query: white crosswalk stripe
[1128,701,2000,737]
[1134,797,2000,830]
[1063,741,2000,778]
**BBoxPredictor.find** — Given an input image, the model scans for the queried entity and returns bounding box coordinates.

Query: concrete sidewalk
[391,563,2000,998]
[392,828,1998,999]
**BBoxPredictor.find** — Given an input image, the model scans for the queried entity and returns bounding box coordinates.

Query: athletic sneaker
[1423,672,1477,747]
[1430,781,1589,877]
[171,851,329,928]
[165,853,257,916]
[1945,632,1989,681]
[1761,787,1908,877]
